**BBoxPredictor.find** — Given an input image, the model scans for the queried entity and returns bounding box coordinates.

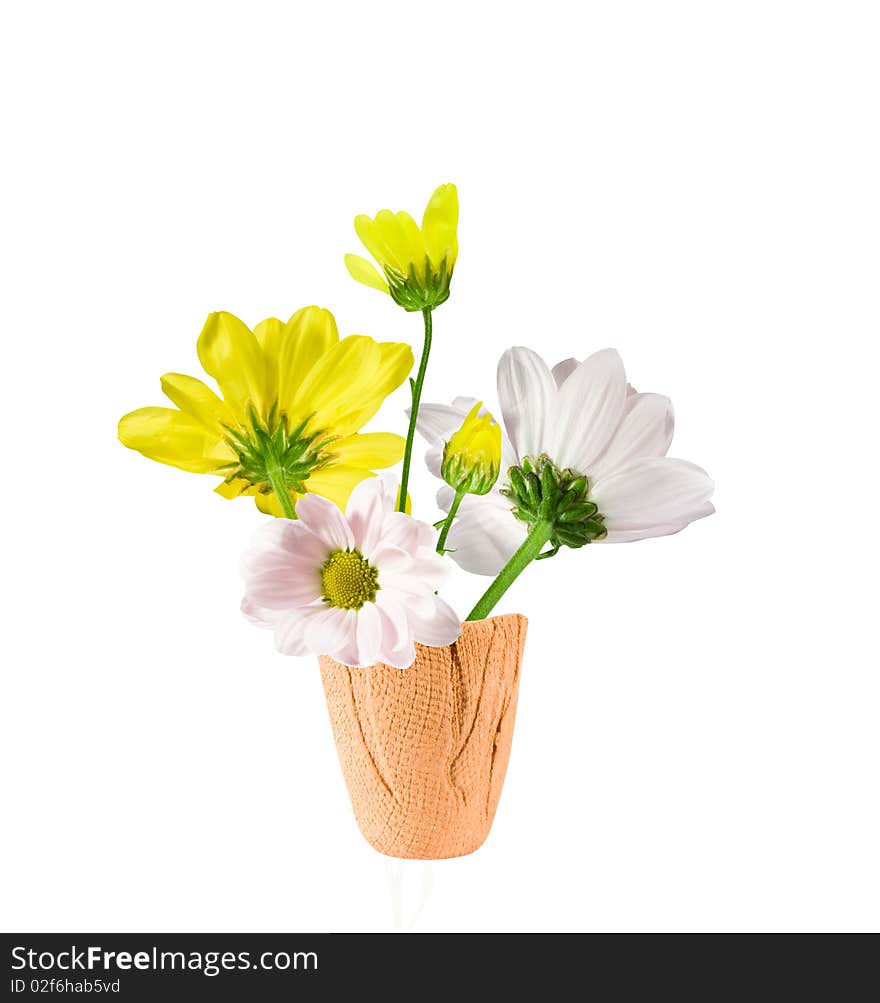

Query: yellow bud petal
[344,253,389,293]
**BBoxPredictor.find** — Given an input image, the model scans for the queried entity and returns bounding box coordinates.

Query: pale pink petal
[411,546,451,590]
[241,546,323,585]
[351,602,382,666]
[244,567,323,610]
[241,595,280,628]
[551,358,579,388]
[375,594,417,668]
[408,597,461,648]
[591,457,715,532]
[497,347,556,460]
[345,476,388,556]
[552,348,627,474]
[379,574,438,616]
[410,518,436,550]
[240,520,326,577]
[273,604,327,655]
[589,392,675,481]
[380,510,424,552]
[295,493,354,551]
[305,605,356,658]
[370,542,416,574]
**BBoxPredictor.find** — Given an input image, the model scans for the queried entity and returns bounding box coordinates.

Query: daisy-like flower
[417,349,715,581]
[241,478,461,668]
[344,183,458,312]
[118,308,412,518]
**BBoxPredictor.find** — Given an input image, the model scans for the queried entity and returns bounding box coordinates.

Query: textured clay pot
[319,613,527,859]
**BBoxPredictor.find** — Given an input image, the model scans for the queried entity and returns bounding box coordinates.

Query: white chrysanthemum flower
[241,477,461,667]
[416,348,715,576]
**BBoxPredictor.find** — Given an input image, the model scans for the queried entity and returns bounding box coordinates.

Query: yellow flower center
[321,549,380,610]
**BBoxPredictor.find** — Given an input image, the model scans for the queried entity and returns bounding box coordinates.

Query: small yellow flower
[118,308,413,517]
[441,402,502,496]
[345,183,459,311]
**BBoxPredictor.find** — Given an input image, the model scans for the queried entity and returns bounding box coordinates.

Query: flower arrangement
[119,184,714,857]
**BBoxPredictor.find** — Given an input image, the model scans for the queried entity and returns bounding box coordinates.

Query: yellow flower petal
[214,477,255,499]
[332,341,414,434]
[306,465,375,510]
[276,306,339,416]
[291,335,381,430]
[421,183,459,270]
[253,317,285,353]
[118,407,232,473]
[374,210,424,272]
[344,254,389,293]
[160,373,232,429]
[253,317,285,406]
[196,311,267,420]
[394,211,426,269]
[254,490,289,516]
[354,214,403,273]
[333,432,406,469]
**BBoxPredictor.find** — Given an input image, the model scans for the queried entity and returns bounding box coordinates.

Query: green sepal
[385,255,453,311]
[502,454,607,553]
[220,407,335,501]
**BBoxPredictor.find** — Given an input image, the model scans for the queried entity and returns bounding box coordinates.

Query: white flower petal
[591,457,715,532]
[426,443,444,478]
[551,357,579,388]
[501,437,517,471]
[589,392,675,481]
[451,395,481,413]
[412,402,469,445]
[552,348,627,473]
[408,596,462,648]
[295,493,355,551]
[437,484,511,515]
[600,503,715,543]
[443,493,528,576]
[497,346,557,460]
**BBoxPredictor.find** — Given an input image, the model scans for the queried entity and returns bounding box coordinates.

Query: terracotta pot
[319,613,527,859]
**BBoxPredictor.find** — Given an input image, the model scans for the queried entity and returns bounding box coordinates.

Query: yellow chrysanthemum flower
[344,183,459,311]
[441,402,502,496]
[118,308,413,518]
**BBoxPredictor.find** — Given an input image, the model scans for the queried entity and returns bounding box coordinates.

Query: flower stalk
[436,489,464,553]
[398,306,433,511]
[465,519,553,621]
[267,466,297,519]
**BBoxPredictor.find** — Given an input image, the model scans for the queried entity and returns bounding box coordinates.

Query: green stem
[465,520,553,621]
[398,306,433,512]
[267,467,297,519]
[436,489,464,553]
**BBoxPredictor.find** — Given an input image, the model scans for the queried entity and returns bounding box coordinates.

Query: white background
[2,1,878,933]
